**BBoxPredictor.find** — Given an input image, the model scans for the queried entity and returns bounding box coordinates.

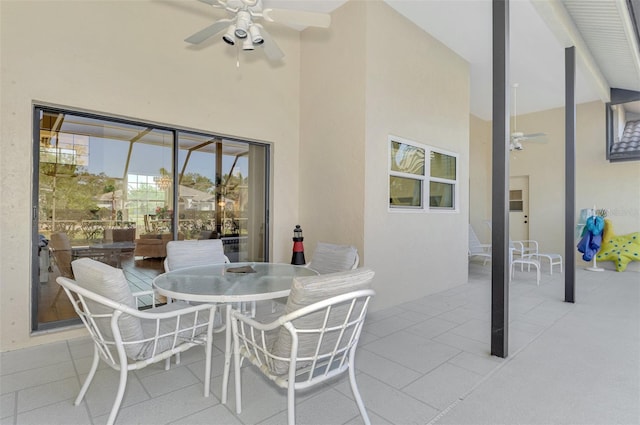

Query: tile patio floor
[2,263,638,424]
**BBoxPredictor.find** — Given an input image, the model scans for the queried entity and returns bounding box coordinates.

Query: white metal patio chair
[509,243,540,285]
[230,268,375,425]
[512,240,563,275]
[468,224,491,265]
[272,241,360,313]
[165,238,247,314]
[56,258,217,425]
[164,239,239,365]
[486,220,562,275]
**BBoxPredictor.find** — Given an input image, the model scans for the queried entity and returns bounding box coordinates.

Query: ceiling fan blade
[521,132,546,139]
[262,8,331,28]
[257,25,284,61]
[185,19,232,44]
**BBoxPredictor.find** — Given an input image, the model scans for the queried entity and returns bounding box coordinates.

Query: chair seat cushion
[136,302,213,360]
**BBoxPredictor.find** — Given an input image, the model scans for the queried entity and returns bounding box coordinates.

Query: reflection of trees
[181,172,215,193]
[39,164,116,220]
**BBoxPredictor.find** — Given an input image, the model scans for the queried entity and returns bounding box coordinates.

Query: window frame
[388,135,459,213]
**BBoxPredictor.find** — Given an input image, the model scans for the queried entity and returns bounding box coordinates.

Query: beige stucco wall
[470,101,640,270]
[299,0,366,261]
[299,0,471,311]
[0,0,302,350]
[469,115,492,245]
[362,1,470,309]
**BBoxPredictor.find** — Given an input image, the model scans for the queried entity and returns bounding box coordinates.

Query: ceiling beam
[531,0,610,103]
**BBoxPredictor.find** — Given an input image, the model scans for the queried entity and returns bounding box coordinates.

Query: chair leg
[223,305,232,405]
[349,353,371,425]
[287,381,296,425]
[233,322,242,413]
[75,346,100,406]
[204,316,213,397]
[106,362,129,425]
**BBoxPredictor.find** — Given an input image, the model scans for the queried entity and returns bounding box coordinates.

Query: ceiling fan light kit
[185,0,331,62]
[234,10,251,38]
[249,24,263,44]
[222,25,237,45]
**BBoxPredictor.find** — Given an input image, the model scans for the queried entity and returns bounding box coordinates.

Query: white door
[509,176,529,241]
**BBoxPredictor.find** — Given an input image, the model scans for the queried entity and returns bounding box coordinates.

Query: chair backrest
[270,268,374,375]
[66,258,146,361]
[468,225,488,255]
[50,232,74,278]
[165,239,229,272]
[307,242,359,275]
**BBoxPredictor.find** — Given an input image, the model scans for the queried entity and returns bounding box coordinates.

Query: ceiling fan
[185,0,331,62]
[510,83,547,151]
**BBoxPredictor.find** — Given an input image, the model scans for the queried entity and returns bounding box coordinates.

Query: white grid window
[388,135,458,212]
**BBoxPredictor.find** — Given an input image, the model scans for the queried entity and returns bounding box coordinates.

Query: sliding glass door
[33,106,269,331]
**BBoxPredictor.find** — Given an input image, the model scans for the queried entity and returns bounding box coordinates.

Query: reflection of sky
[88,138,248,179]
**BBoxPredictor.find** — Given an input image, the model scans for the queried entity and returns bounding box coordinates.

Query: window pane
[390,176,422,207]
[509,201,523,212]
[429,181,454,208]
[390,141,425,176]
[430,151,456,180]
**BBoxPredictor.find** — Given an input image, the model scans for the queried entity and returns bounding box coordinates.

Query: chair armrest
[131,290,162,308]
[514,240,538,256]
[230,308,282,332]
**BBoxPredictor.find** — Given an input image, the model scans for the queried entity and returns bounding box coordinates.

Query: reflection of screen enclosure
[35,107,269,330]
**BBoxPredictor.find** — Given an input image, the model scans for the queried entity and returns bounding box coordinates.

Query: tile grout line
[426,304,575,425]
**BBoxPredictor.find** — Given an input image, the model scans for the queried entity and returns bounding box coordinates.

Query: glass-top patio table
[152,262,318,403]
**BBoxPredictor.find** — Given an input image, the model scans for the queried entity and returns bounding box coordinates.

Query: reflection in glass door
[177,134,267,262]
[33,106,269,331]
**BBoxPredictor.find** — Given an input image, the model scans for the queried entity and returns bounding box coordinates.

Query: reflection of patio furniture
[134,233,183,259]
[49,232,105,305]
[90,242,136,268]
[104,228,136,243]
[143,214,156,233]
[57,258,217,425]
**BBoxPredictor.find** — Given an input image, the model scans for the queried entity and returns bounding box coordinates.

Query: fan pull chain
[236,43,240,68]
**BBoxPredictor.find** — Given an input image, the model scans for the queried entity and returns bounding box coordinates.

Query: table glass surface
[152,262,317,303]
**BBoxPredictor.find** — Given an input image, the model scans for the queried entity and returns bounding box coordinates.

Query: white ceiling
[268,0,640,121]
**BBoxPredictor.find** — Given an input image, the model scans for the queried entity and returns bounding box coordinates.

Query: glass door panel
[177,134,267,262]
[34,106,270,331]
